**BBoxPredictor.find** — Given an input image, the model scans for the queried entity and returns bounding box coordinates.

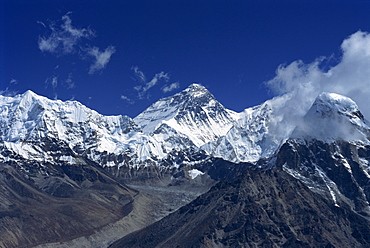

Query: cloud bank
[266,31,370,121]
[263,31,370,143]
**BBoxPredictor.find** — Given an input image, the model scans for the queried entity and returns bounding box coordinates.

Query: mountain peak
[187,83,205,89]
[134,84,217,124]
[179,83,212,100]
[185,83,207,92]
[313,92,363,119]
[20,90,45,102]
[134,83,238,147]
[16,90,54,110]
[22,89,37,97]
[291,92,369,141]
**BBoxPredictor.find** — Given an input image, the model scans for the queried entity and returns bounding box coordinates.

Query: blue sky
[2,0,370,118]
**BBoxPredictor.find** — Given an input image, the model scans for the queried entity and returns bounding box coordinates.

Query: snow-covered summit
[291,92,370,142]
[134,83,239,147]
[311,92,363,119]
[0,90,135,141]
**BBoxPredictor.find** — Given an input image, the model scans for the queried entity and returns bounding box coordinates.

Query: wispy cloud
[0,88,18,97]
[131,66,146,83]
[38,12,95,55]
[162,82,180,93]
[65,73,75,89]
[45,76,58,89]
[143,72,170,94]
[138,72,170,98]
[264,30,370,139]
[37,20,46,28]
[9,78,18,85]
[87,46,116,74]
[131,66,170,99]
[121,95,134,104]
[38,12,115,75]
[0,79,19,96]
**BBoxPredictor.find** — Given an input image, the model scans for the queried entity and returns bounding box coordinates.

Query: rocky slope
[0,156,135,248]
[280,92,370,216]
[110,167,370,248]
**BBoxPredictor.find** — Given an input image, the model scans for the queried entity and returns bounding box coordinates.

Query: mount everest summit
[1,84,370,247]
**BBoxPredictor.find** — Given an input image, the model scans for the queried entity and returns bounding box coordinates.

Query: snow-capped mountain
[292,92,370,142]
[2,85,370,170]
[0,86,208,167]
[2,84,370,248]
[202,101,277,162]
[0,90,147,166]
[0,84,246,170]
[134,83,239,147]
[278,92,370,215]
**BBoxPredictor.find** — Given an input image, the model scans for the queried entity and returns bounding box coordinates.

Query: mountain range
[0,84,369,247]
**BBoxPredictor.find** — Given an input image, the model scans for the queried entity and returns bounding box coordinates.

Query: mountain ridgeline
[0,84,369,247]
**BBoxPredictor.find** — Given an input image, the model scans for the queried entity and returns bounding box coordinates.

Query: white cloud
[121,95,134,104]
[131,66,147,83]
[9,78,18,85]
[87,46,116,74]
[45,76,58,89]
[51,77,58,88]
[120,95,130,100]
[266,31,370,122]
[66,73,75,89]
[0,79,18,97]
[38,13,115,75]
[162,82,180,93]
[141,71,170,94]
[37,21,46,28]
[38,12,95,55]
[0,87,17,97]
[131,67,170,99]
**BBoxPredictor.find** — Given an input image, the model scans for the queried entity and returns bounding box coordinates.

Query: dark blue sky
[2,0,370,117]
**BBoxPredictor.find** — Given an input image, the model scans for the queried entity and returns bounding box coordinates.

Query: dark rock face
[104,147,250,188]
[110,167,370,248]
[277,139,370,217]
